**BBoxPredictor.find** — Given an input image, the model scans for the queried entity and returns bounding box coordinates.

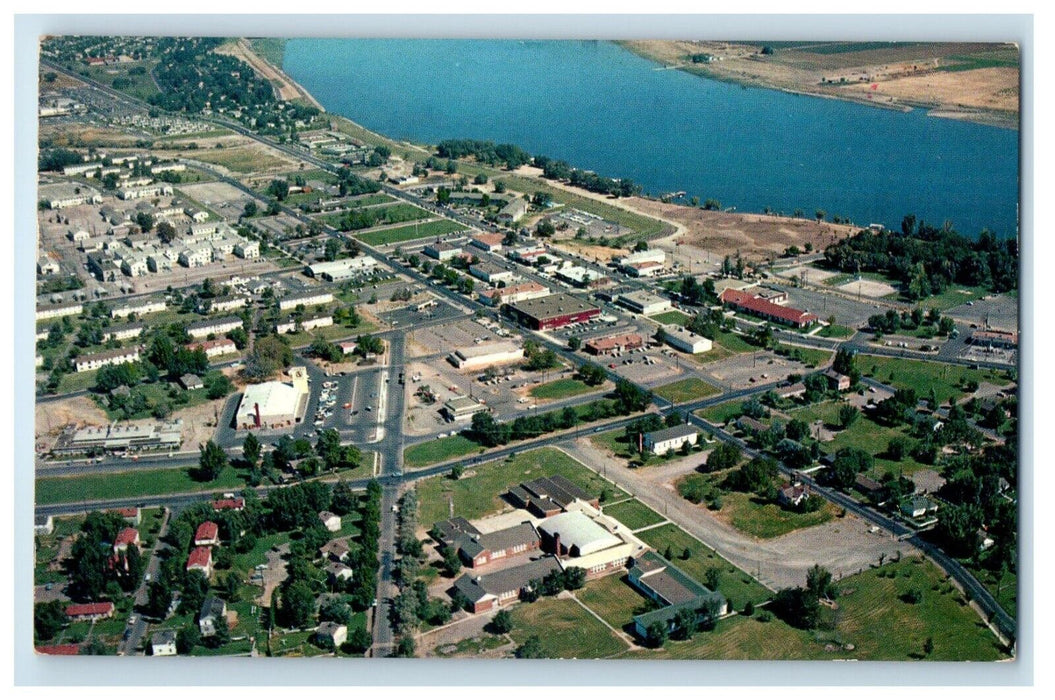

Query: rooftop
[507,293,599,321]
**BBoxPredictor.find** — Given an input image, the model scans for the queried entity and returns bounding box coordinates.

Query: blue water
[283,39,1019,238]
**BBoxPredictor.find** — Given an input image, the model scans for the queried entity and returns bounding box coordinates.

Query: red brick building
[504,293,601,331]
[719,288,818,328]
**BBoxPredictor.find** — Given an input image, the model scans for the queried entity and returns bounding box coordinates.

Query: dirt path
[560,439,907,591]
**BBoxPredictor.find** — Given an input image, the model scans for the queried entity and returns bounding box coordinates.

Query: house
[824,369,851,392]
[113,527,140,553]
[320,539,350,562]
[900,496,939,519]
[186,547,213,577]
[325,561,354,584]
[776,382,807,400]
[198,596,227,637]
[319,511,342,532]
[34,514,54,536]
[777,482,809,508]
[194,521,220,547]
[150,629,178,656]
[854,474,886,501]
[976,528,995,551]
[66,602,115,621]
[212,497,246,512]
[179,374,204,391]
[642,424,699,456]
[315,621,347,648]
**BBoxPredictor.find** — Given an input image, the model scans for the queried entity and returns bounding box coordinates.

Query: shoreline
[615,40,1019,131]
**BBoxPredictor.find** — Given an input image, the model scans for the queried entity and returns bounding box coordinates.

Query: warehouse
[555,265,609,289]
[469,262,516,286]
[617,290,672,316]
[477,281,549,307]
[307,257,377,281]
[447,341,524,371]
[617,249,666,276]
[441,395,489,422]
[235,367,310,430]
[660,325,713,354]
[424,241,463,262]
[970,329,1018,349]
[504,293,601,331]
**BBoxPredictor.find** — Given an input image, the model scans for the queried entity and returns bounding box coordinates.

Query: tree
[394,635,416,657]
[319,598,353,625]
[704,442,742,472]
[156,221,178,244]
[838,404,859,429]
[644,621,668,648]
[345,625,373,654]
[575,362,607,386]
[828,447,873,489]
[490,609,514,634]
[176,625,201,654]
[34,601,67,641]
[562,566,587,591]
[772,587,820,630]
[567,336,582,351]
[806,564,836,600]
[924,636,934,655]
[242,432,261,469]
[278,580,316,629]
[515,634,545,658]
[704,567,721,591]
[180,570,210,616]
[196,440,228,481]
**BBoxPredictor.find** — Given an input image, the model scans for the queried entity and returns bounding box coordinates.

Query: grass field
[36,466,247,506]
[776,344,832,368]
[649,310,691,327]
[960,561,1016,620]
[817,324,857,339]
[820,412,929,478]
[528,378,595,400]
[57,370,99,395]
[713,483,838,539]
[601,499,667,531]
[635,524,771,606]
[861,356,1010,406]
[508,596,628,658]
[589,428,636,459]
[919,286,989,311]
[85,62,160,102]
[652,377,720,404]
[346,193,394,207]
[714,330,759,354]
[416,447,623,525]
[433,632,510,658]
[354,219,466,246]
[403,434,483,469]
[188,146,291,173]
[249,38,286,67]
[574,574,654,631]
[696,399,745,426]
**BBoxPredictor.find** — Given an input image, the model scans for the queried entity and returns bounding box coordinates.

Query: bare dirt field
[549,240,626,263]
[780,265,840,285]
[39,123,143,148]
[835,278,898,298]
[702,350,816,390]
[629,199,856,260]
[36,395,109,441]
[835,66,1019,114]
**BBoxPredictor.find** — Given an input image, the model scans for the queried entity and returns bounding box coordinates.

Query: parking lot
[702,349,818,390]
[782,285,888,328]
[406,318,508,360]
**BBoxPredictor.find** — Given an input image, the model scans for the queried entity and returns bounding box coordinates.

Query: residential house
[642,424,699,456]
[150,630,178,656]
[315,622,347,648]
[194,521,220,547]
[65,602,115,621]
[319,511,342,533]
[198,596,227,637]
[186,547,213,577]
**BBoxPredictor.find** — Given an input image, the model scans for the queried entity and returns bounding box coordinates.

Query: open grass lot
[589,428,636,459]
[529,378,594,400]
[635,524,771,606]
[621,558,1008,660]
[574,573,653,631]
[821,412,929,478]
[785,399,845,427]
[269,630,330,657]
[601,499,667,531]
[416,447,624,525]
[918,286,989,311]
[403,433,483,469]
[652,377,720,404]
[649,310,691,326]
[960,561,1016,620]
[36,466,247,506]
[85,62,160,101]
[346,193,394,207]
[861,356,1010,405]
[713,483,838,539]
[776,344,832,368]
[696,399,745,425]
[354,219,466,246]
[508,596,628,658]
[432,631,509,657]
[714,330,758,354]
[97,378,222,421]
[817,324,857,339]
[691,342,736,364]
[57,370,100,395]
[188,146,292,173]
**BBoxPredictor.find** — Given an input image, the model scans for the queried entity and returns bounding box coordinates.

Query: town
[32,36,1018,662]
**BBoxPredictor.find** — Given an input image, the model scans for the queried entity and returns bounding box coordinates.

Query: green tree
[242,432,261,469]
[838,404,860,429]
[196,440,228,481]
[515,634,545,658]
[806,564,836,600]
[644,621,668,648]
[489,609,514,634]
[34,601,67,641]
[278,580,316,629]
[176,625,201,654]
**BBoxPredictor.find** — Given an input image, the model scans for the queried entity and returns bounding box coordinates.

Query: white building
[279,291,334,311]
[150,630,178,657]
[617,291,672,316]
[660,326,713,355]
[103,323,144,342]
[36,302,82,322]
[424,241,462,262]
[469,263,517,286]
[186,338,238,358]
[643,424,699,456]
[308,256,377,281]
[121,256,150,277]
[37,255,60,275]
[112,299,166,319]
[187,316,243,339]
[448,341,524,371]
[74,346,141,373]
[208,296,248,313]
[234,240,260,259]
[276,314,333,334]
[236,367,310,429]
[118,184,174,200]
[179,245,214,268]
[40,183,102,209]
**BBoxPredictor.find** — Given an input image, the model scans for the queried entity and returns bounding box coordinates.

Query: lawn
[354,219,466,246]
[649,310,691,327]
[785,399,846,427]
[652,377,720,404]
[508,596,628,659]
[918,286,989,311]
[710,483,838,539]
[36,466,247,506]
[97,377,224,421]
[775,344,832,368]
[188,146,291,173]
[714,330,758,354]
[575,574,654,631]
[403,433,483,469]
[589,428,636,459]
[416,447,623,525]
[821,412,930,478]
[817,324,857,339]
[601,499,667,531]
[529,378,595,400]
[57,370,99,394]
[696,399,745,426]
[346,193,394,207]
[861,356,1010,406]
[635,524,771,606]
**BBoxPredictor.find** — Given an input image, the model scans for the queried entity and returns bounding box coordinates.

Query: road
[117,507,171,656]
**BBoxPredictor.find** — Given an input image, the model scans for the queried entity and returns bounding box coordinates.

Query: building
[198,596,227,637]
[537,504,648,578]
[51,420,182,457]
[35,301,82,322]
[186,338,238,359]
[276,314,334,334]
[469,262,516,286]
[307,257,377,282]
[970,329,1018,349]
[448,341,524,371]
[618,249,666,276]
[279,290,334,311]
[212,497,245,512]
[316,622,348,648]
[628,551,728,639]
[321,539,351,562]
[114,506,141,525]
[118,184,173,200]
[179,373,204,390]
[555,265,609,289]
[617,291,672,316]
[643,424,699,456]
[777,382,807,400]
[719,288,818,329]
[74,346,141,373]
[424,241,463,262]
[319,511,342,532]
[777,482,809,507]
[37,254,61,276]
[235,367,310,429]
[208,296,249,313]
[150,630,178,656]
[901,496,939,519]
[854,475,886,501]
[452,556,563,613]
[113,527,140,553]
[508,245,548,266]
[507,475,600,518]
[325,562,354,584]
[39,182,102,209]
[823,369,851,392]
[477,281,549,307]
[504,293,601,331]
[186,547,213,577]
[442,395,489,422]
[178,245,214,268]
[498,198,530,223]
[584,333,644,356]
[470,233,505,253]
[111,299,166,319]
[34,514,54,536]
[434,520,541,569]
[194,521,220,547]
[66,602,115,621]
[234,240,260,259]
[660,326,713,355]
[102,323,144,342]
[35,644,83,656]
[187,316,243,339]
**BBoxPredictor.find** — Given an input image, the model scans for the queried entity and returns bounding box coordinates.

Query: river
[283,39,1018,239]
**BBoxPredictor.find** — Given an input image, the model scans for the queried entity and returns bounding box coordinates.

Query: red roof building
[65,602,115,620]
[719,289,818,328]
[584,333,645,356]
[186,546,213,576]
[211,497,245,512]
[114,506,141,524]
[113,527,140,553]
[194,521,220,546]
[35,644,82,655]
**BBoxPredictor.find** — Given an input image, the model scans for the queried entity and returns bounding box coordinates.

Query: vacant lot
[589,428,636,460]
[355,219,466,246]
[649,310,691,327]
[861,356,1010,406]
[416,447,623,525]
[187,143,296,173]
[508,596,628,659]
[403,434,483,469]
[696,399,746,426]
[36,466,247,506]
[652,377,720,404]
[529,378,595,400]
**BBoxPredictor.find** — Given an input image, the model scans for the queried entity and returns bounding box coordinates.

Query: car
[365,406,372,411]
[343,403,351,409]
[145,573,152,582]
[128,615,137,625]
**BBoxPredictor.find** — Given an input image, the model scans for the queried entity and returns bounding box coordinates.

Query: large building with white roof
[235,367,310,430]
